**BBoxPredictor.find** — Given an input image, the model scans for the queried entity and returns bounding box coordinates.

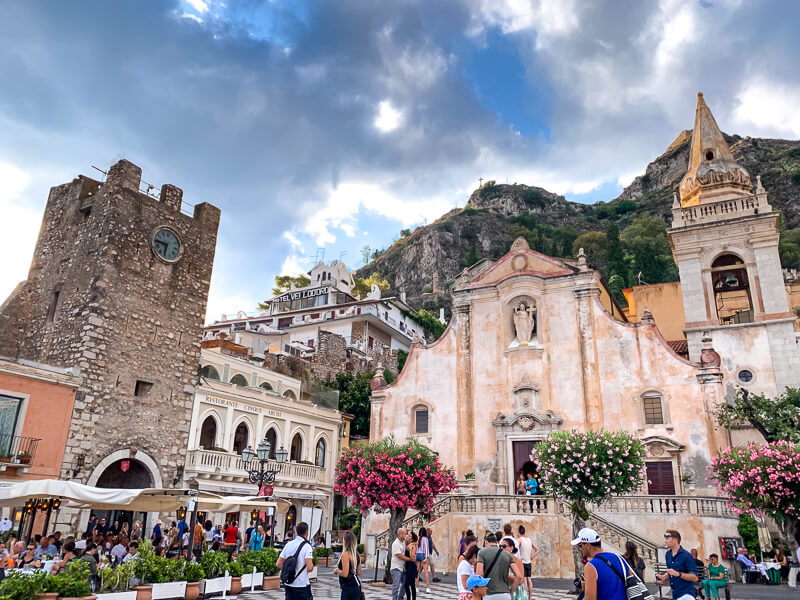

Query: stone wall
[0,160,220,503]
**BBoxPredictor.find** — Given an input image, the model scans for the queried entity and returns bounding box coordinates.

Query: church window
[134,380,153,398]
[642,394,664,425]
[737,369,753,383]
[283,389,297,400]
[259,381,274,391]
[265,428,278,459]
[414,407,429,434]
[705,151,714,161]
[200,365,220,381]
[229,374,248,387]
[711,254,753,325]
[46,290,60,323]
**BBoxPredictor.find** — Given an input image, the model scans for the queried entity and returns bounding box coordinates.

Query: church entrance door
[512,441,540,490]
[95,458,153,532]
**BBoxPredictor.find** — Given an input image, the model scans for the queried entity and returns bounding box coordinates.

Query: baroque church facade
[367,94,793,577]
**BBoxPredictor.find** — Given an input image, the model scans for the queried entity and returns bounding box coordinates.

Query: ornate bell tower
[668,93,800,396]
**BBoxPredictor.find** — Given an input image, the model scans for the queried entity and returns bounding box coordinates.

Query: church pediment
[492,410,563,432]
[460,237,576,289]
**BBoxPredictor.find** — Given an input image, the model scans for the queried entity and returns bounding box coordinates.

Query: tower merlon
[159,183,183,212]
[193,202,221,229]
[105,159,142,192]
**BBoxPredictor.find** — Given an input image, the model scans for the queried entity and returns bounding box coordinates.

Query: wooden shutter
[646,461,676,495]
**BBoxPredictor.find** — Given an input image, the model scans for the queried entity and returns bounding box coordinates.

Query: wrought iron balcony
[0,435,40,471]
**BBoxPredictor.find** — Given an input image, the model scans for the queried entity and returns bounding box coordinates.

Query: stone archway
[96,459,153,489]
[492,409,563,494]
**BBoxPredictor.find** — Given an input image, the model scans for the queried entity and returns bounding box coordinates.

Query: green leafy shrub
[100,561,135,592]
[227,561,244,577]
[201,549,230,579]
[182,560,206,582]
[0,571,45,600]
[357,544,365,554]
[738,514,761,557]
[236,548,280,576]
[45,560,92,598]
[132,539,172,583]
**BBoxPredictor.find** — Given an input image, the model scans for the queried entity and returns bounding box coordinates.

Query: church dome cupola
[679,92,752,207]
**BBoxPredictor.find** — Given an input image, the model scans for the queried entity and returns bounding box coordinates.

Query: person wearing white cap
[571,527,628,600]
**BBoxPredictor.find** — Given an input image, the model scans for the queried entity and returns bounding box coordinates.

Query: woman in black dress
[334,531,362,600]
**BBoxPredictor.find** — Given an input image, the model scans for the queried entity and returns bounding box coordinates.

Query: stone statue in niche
[513,301,536,345]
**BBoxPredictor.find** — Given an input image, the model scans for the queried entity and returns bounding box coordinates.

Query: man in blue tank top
[572,527,628,600]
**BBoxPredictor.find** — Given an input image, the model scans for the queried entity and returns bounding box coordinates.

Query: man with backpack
[277,521,314,600]
[476,533,522,600]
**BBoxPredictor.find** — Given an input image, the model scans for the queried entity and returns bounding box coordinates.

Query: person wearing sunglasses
[655,530,697,600]
[18,544,42,570]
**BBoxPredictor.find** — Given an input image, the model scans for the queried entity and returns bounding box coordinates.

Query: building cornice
[0,357,81,387]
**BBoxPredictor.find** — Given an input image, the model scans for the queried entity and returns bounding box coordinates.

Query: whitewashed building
[184,342,348,538]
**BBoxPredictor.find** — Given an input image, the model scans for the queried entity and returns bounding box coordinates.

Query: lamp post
[241,439,288,546]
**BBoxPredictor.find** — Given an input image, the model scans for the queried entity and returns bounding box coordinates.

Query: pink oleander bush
[334,436,457,515]
[709,440,800,521]
[532,429,646,515]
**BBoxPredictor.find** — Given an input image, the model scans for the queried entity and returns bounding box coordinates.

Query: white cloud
[468,0,580,41]
[374,100,402,133]
[186,0,208,14]
[281,254,309,276]
[180,12,203,23]
[283,231,304,251]
[0,162,39,300]
[733,79,800,138]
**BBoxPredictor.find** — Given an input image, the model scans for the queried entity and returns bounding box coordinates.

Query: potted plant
[226,561,244,595]
[45,561,95,600]
[97,562,137,600]
[0,570,46,600]
[0,451,12,463]
[131,540,162,600]
[181,562,204,600]
[149,558,185,600]
[17,450,32,465]
[199,550,230,596]
[236,548,278,590]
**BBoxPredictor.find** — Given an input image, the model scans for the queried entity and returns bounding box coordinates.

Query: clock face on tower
[152,228,182,261]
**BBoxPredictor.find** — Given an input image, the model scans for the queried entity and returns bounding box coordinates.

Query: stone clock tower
[668,94,800,409]
[0,159,220,495]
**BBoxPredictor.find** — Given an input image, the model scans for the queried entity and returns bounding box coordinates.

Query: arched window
[230,374,248,387]
[290,433,303,462]
[265,428,278,460]
[283,390,297,400]
[200,365,220,381]
[711,254,753,324]
[642,393,664,425]
[233,422,249,454]
[414,406,429,434]
[315,438,326,467]
[260,381,274,391]
[199,416,217,449]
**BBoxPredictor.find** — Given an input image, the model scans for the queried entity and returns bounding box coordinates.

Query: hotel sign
[276,287,329,303]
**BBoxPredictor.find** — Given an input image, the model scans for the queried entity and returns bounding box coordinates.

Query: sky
[1,0,800,323]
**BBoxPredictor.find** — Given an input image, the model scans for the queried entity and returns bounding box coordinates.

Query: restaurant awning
[0,479,285,513]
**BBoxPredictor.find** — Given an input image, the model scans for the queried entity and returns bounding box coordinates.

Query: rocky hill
[356,131,800,315]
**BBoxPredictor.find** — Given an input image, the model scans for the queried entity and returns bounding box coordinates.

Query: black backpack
[280,540,310,585]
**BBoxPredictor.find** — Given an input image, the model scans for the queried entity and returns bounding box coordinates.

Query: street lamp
[241,439,287,488]
[241,439,287,547]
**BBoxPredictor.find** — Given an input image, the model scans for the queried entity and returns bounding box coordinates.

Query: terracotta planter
[34,594,59,600]
[184,582,200,600]
[262,575,281,590]
[61,596,97,600]
[133,585,153,600]
[229,577,242,595]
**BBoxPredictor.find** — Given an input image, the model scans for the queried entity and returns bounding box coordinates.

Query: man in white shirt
[391,527,412,600]
[516,525,538,599]
[111,536,128,564]
[277,521,314,600]
[123,541,139,563]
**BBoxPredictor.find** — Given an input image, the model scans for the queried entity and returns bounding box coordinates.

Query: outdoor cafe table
[762,562,781,584]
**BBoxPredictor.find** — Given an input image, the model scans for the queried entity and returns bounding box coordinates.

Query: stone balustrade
[592,495,736,518]
[186,448,326,487]
[671,192,770,227]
